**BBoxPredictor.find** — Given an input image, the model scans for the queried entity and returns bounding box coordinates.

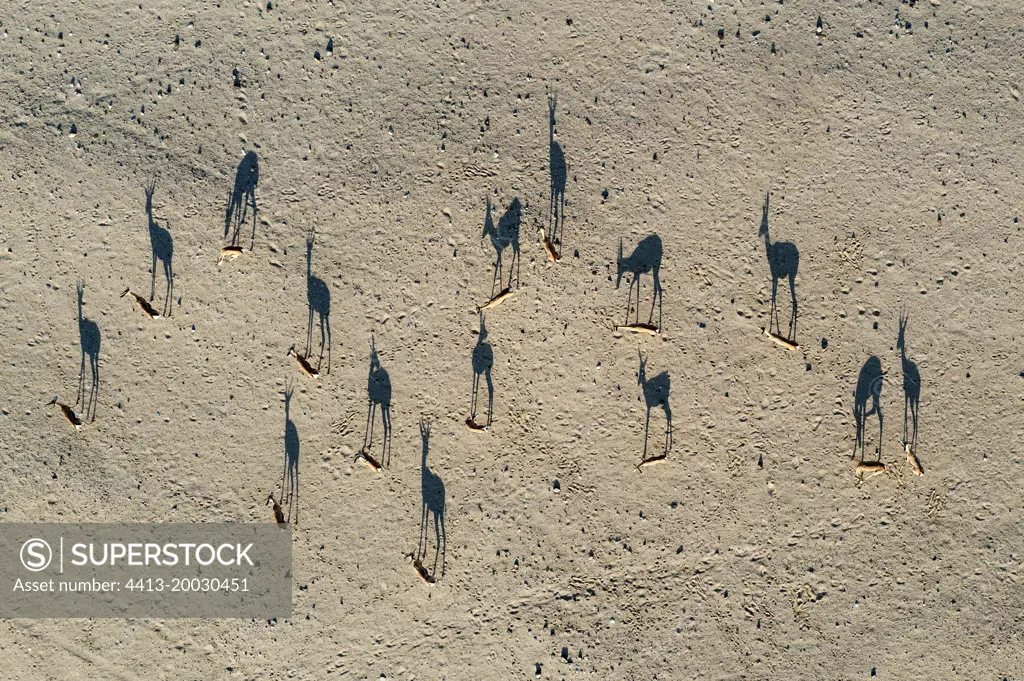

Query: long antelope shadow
[304,227,331,374]
[145,181,173,317]
[469,311,494,428]
[363,336,392,467]
[853,356,884,461]
[224,150,259,250]
[482,197,522,296]
[75,280,100,422]
[616,234,663,329]
[548,90,567,249]
[279,381,299,525]
[637,350,672,463]
[417,419,446,580]
[760,191,799,342]
[898,311,920,453]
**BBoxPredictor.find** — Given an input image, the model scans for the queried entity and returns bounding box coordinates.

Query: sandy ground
[1,0,1023,678]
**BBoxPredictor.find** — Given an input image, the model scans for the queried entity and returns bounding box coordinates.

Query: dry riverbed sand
[1,0,1022,679]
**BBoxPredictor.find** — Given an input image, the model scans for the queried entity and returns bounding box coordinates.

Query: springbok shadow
[616,235,663,329]
[75,280,100,422]
[279,381,299,525]
[145,181,173,317]
[469,311,494,428]
[224,150,259,250]
[304,227,331,374]
[548,90,567,248]
[482,197,522,296]
[417,419,446,580]
[759,191,799,342]
[363,336,392,467]
[853,356,884,461]
[898,311,920,453]
[637,350,672,462]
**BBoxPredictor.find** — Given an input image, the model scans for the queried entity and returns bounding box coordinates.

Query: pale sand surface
[1,1,1022,678]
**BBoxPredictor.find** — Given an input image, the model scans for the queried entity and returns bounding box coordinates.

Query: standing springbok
[304,226,331,374]
[76,280,100,422]
[417,419,446,580]
[760,191,799,342]
[363,336,392,467]
[145,181,173,317]
[637,350,672,463]
[616,234,663,330]
[548,91,567,249]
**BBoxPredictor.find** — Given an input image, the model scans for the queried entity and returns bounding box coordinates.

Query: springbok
[121,288,162,319]
[266,492,286,527]
[48,396,82,431]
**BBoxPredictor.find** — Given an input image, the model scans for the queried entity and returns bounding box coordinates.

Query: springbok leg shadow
[363,336,392,467]
[759,191,799,342]
[468,311,494,429]
[482,197,522,298]
[224,150,259,250]
[548,90,567,250]
[280,381,299,525]
[304,227,331,374]
[853,356,884,462]
[637,350,672,464]
[616,235,663,330]
[417,419,446,580]
[75,280,100,422]
[145,181,173,317]
[898,311,921,461]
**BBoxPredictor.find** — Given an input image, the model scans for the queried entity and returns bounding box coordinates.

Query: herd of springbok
[48,92,923,585]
